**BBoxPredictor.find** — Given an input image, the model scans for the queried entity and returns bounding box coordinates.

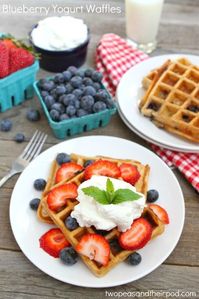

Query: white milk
[125,0,164,45]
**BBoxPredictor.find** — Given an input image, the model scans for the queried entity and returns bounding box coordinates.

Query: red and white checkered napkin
[96,33,199,192]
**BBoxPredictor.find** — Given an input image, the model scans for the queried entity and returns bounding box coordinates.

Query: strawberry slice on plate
[119,218,152,250]
[120,163,141,185]
[76,234,110,266]
[39,228,70,258]
[55,162,83,184]
[149,204,170,224]
[84,160,121,180]
[47,183,78,212]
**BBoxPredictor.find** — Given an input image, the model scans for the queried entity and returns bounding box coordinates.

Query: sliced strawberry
[84,160,121,180]
[0,41,9,78]
[55,162,83,184]
[47,183,78,212]
[119,218,152,250]
[76,234,110,266]
[149,204,170,224]
[120,163,141,185]
[39,228,70,258]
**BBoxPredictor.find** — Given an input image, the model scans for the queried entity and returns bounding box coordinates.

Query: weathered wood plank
[0,250,198,299]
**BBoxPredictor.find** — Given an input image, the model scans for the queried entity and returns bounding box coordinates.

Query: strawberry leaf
[82,186,109,205]
[112,189,142,204]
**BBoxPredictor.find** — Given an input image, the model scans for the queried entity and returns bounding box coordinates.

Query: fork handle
[0,170,19,188]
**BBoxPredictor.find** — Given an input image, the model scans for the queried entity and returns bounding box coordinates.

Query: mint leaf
[82,186,109,205]
[112,189,142,204]
[106,178,114,194]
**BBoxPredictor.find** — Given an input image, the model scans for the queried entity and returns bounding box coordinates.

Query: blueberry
[56,153,71,165]
[44,95,55,110]
[93,82,101,91]
[73,99,80,109]
[92,71,103,82]
[67,66,77,75]
[72,89,83,99]
[56,85,66,95]
[76,69,85,78]
[66,105,76,116]
[84,160,93,167]
[54,73,65,83]
[83,77,93,86]
[65,215,79,230]
[50,88,58,99]
[84,68,93,77]
[0,119,12,132]
[50,109,60,122]
[33,179,46,191]
[109,239,122,252]
[38,78,48,88]
[29,198,40,211]
[70,76,83,88]
[127,252,142,266]
[83,86,96,97]
[187,105,199,113]
[62,70,72,82]
[77,109,88,117]
[51,103,65,114]
[93,101,107,112]
[15,133,25,143]
[104,97,115,109]
[80,95,95,111]
[41,90,49,98]
[95,90,108,101]
[26,109,41,122]
[59,247,78,265]
[42,81,55,91]
[63,94,76,107]
[147,189,159,203]
[59,114,70,121]
[65,83,74,93]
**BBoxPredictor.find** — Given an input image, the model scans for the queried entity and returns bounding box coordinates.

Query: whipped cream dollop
[31,16,88,51]
[71,175,146,232]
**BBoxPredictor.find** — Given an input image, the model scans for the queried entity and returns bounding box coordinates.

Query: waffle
[37,153,150,224]
[41,155,165,277]
[139,58,199,143]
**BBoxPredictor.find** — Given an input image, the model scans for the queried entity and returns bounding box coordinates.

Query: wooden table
[0,1,198,298]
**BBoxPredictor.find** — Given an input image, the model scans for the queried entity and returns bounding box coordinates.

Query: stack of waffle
[38,153,165,277]
[139,58,199,143]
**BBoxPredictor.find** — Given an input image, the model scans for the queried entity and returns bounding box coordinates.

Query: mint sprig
[82,178,141,205]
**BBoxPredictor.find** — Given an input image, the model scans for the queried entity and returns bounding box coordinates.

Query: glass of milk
[125,0,164,53]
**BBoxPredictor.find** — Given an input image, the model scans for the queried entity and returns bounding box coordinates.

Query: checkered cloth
[96,33,199,192]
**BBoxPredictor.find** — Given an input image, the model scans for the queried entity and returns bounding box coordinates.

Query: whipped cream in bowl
[31,16,89,51]
[71,175,146,232]
[30,16,90,72]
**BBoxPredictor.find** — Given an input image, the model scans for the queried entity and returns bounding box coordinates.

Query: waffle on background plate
[38,153,165,277]
[139,58,199,143]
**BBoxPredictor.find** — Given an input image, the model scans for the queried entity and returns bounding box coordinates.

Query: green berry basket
[0,33,39,112]
[33,80,117,139]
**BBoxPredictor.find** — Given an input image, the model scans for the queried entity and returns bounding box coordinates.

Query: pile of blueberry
[38,66,115,122]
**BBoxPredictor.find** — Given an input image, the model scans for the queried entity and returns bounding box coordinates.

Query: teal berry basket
[0,33,39,112]
[33,81,117,139]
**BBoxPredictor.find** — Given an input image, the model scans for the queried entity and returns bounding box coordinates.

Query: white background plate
[10,136,185,288]
[116,54,199,153]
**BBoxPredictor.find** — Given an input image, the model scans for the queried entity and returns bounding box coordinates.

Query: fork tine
[19,130,39,158]
[29,133,48,162]
[22,131,42,160]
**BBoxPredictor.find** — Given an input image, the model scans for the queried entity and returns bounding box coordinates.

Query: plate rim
[9,135,185,288]
[116,54,199,153]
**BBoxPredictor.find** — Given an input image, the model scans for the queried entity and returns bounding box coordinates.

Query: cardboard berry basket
[0,33,39,112]
[33,80,117,139]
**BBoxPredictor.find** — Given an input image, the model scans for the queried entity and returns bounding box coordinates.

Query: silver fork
[0,130,47,188]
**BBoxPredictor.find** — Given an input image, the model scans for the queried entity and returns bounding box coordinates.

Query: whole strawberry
[9,47,34,74]
[0,41,9,78]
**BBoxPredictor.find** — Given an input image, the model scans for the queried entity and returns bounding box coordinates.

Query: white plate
[10,136,185,288]
[116,54,199,153]
[117,105,192,152]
